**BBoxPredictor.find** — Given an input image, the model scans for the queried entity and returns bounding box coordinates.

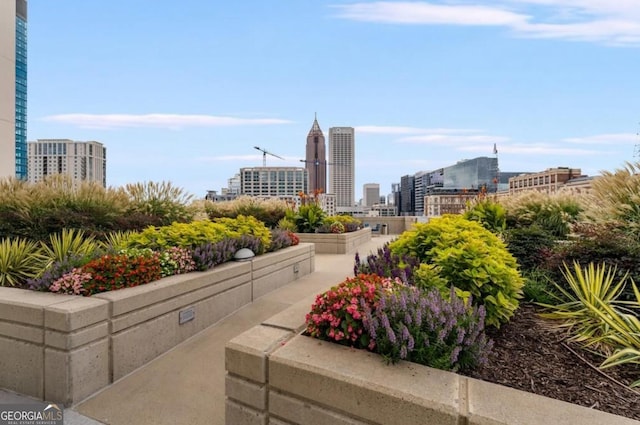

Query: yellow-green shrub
[124,216,271,254]
[390,215,524,327]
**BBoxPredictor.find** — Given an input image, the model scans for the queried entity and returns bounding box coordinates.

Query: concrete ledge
[296,228,371,254]
[225,307,639,425]
[0,244,314,406]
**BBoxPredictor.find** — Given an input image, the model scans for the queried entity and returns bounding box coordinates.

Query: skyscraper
[363,183,380,207]
[1,0,27,180]
[28,139,107,187]
[328,127,355,209]
[304,115,326,194]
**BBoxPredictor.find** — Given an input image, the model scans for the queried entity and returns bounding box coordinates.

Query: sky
[27,0,640,200]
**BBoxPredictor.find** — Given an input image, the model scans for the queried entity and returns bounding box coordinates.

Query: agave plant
[540,262,632,347]
[0,237,46,287]
[100,230,135,252]
[589,282,640,387]
[41,228,99,266]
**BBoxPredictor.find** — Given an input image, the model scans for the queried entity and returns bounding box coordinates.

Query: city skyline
[25,1,640,199]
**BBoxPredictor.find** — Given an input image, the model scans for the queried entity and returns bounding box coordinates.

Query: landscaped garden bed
[0,242,314,406]
[0,178,318,405]
[227,163,640,423]
[295,226,371,254]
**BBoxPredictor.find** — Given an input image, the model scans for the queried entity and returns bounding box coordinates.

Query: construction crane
[254,146,284,167]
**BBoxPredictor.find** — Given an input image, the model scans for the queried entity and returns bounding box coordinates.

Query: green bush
[0,176,196,241]
[205,196,288,228]
[212,215,271,254]
[292,204,325,233]
[502,192,583,238]
[521,268,557,304]
[0,237,46,287]
[125,216,271,254]
[504,226,556,272]
[464,200,506,234]
[122,181,194,225]
[542,223,640,302]
[322,215,362,232]
[390,215,524,327]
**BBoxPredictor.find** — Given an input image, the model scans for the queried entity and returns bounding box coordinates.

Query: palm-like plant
[0,237,46,286]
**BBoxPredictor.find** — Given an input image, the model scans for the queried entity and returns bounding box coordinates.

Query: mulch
[464,304,640,421]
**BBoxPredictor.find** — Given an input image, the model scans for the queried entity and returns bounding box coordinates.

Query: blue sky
[28,1,640,199]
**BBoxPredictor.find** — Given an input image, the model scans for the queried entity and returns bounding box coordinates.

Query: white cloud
[397,134,510,144]
[42,113,292,129]
[355,125,482,134]
[563,133,638,144]
[457,143,599,155]
[334,2,527,26]
[334,1,640,46]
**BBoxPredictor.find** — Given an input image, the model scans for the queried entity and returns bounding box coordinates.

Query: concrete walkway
[31,235,392,425]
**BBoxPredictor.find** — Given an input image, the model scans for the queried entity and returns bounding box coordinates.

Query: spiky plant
[42,228,99,266]
[100,230,135,252]
[540,262,636,349]
[0,237,46,287]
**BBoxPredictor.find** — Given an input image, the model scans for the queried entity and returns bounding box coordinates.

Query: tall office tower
[0,0,27,180]
[28,139,107,187]
[305,115,326,194]
[363,183,380,207]
[328,127,355,209]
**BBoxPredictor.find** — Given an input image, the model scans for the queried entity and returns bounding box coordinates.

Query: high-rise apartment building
[304,116,326,194]
[363,183,380,207]
[28,139,107,187]
[240,167,308,198]
[1,0,27,180]
[328,127,355,209]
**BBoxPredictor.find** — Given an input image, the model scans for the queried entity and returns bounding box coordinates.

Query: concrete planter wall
[295,227,371,254]
[225,301,638,425]
[0,243,314,406]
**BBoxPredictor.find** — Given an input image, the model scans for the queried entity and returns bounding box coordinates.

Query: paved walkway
[0,236,393,425]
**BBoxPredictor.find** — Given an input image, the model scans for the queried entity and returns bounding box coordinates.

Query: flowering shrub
[81,254,162,295]
[49,268,92,295]
[26,254,90,291]
[267,229,294,253]
[159,247,196,277]
[330,221,346,234]
[354,245,420,285]
[192,243,215,271]
[363,286,492,372]
[288,231,299,246]
[305,274,403,349]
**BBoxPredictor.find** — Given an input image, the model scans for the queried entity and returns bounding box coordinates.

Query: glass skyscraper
[15,0,27,180]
